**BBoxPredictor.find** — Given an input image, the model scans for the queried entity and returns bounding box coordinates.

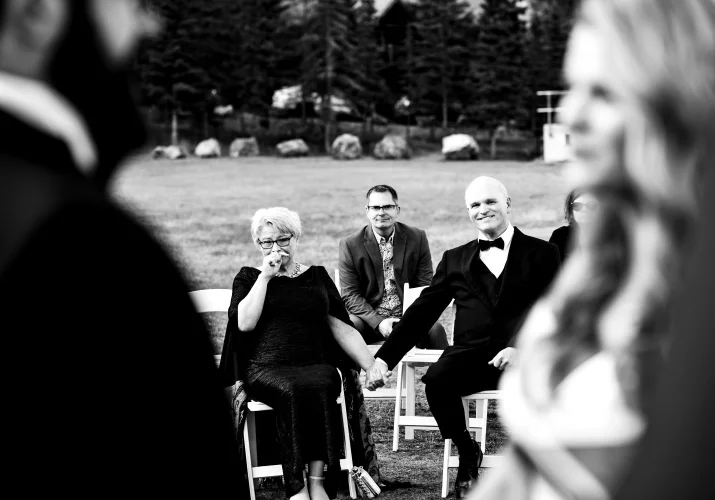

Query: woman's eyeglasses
[258,236,292,249]
[572,201,600,213]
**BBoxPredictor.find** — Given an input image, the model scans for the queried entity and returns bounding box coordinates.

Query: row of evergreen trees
[135,0,577,146]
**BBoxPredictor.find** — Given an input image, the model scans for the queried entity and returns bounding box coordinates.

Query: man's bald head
[464,176,509,204]
[464,176,512,239]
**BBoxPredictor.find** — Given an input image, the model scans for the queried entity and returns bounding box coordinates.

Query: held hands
[365,359,391,391]
[488,347,518,371]
[260,250,288,279]
[377,317,400,338]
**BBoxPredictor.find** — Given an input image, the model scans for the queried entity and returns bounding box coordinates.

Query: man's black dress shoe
[454,439,484,499]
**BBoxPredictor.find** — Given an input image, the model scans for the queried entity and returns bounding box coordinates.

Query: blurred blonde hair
[250,207,302,246]
[527,0,715,409]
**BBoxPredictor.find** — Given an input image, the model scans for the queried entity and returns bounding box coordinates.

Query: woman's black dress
[222,265,366,497]
[549,224,576,263]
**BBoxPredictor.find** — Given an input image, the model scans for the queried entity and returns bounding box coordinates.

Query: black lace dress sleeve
[218,267,258,387]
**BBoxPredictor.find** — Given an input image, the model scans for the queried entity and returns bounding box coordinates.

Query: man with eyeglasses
[338,185,448,349]
[366,176,560,498]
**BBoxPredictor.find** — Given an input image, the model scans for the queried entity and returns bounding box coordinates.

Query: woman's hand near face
[260,250,285,279]
[238,250,285,331]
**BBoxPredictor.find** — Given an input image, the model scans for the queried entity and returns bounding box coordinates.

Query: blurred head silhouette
[0,0,159,186]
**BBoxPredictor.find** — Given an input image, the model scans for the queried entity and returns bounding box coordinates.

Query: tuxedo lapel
[461,239,492,309]
[363,227,385,296]
[496,228,527,307]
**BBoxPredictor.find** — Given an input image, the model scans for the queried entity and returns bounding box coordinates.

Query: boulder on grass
[331,133,362,160]
[151,146,165,159]
[194,138,221,158]
[151,145,187,160]
[229,137,260,157]
[373,134,411,159]
[276,139,309,157]
[442,134,480,160]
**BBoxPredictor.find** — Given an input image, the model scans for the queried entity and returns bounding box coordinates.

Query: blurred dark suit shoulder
[0,125,238,494]
[548,224,574,263]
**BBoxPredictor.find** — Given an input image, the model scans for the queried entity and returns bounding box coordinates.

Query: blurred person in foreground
[219,207,386,500]
[548,188,599,263]
[0,0,238,495]
[471,0,715,499]
[614,116,715,500]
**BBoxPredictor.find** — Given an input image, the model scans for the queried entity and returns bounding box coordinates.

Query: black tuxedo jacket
[338,222,433,329]
[0,108,239,494]
[376,227,561,369]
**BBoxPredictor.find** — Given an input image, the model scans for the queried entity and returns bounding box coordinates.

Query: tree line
[135,0,577,148]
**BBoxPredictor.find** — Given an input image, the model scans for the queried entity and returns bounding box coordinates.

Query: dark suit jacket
[376,227,561,369]
[549,224,575,263]
[0,109,239,495]
[339,222,433,329]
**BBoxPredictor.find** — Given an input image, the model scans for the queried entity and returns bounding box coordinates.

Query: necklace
[279,262,301,278]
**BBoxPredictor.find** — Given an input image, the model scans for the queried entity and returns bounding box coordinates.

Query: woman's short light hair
[250,207,302,245]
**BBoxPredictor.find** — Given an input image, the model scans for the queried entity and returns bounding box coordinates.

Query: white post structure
[537,90,570,163]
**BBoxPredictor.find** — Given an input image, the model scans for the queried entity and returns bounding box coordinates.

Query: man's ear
[10,0,68,51]
[506,197,512,213]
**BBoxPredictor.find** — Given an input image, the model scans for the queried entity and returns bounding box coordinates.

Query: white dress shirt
[0,71,97,174]
[371,227,395,246]
[478,222,514,278]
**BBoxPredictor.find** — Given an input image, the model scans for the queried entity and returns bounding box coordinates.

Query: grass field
[112,154,569,499]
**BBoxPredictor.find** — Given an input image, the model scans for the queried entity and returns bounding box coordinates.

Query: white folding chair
[441,390,504,497]
[188,288,232,366]
[391,284,452,450]
[243,368,357,500]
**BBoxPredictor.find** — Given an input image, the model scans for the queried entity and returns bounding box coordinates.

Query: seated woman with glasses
[548,188,600,263]
[219,207,386,500]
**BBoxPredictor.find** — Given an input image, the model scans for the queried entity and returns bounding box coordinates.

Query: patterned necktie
[379,238,394,279]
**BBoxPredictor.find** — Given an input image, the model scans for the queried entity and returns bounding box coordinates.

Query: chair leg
[336,370,357,500]
[442,438,451,498]
[244,409,257,500]
[392,361,404,451]
[405,363,416,440]
[477,399,488,453]
[401,369,407,410]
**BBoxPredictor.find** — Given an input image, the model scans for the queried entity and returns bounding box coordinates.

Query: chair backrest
[189,289,232,366]
[334,268,342,296]
[403,284,428,311]
[189,289,232,313]
[403,283,455,345]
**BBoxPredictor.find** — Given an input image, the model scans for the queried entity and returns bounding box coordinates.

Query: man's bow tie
[479,238,504,251]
